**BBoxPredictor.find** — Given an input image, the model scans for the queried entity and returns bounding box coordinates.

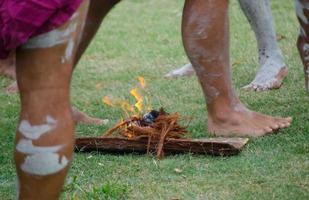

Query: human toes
[242,83,257,91]
[263,126,273,133]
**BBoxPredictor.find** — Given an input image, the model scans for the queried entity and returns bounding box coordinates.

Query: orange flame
[102,96,113,107]
[130,88,143,112]
[137,76,146,88]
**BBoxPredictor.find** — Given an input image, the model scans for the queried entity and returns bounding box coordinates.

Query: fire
[137,76,146,88]
[102,77,150,115]
[102,96,113,107]
[130,88,143,112]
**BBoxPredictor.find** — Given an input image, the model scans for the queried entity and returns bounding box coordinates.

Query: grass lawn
[1,0,309,199]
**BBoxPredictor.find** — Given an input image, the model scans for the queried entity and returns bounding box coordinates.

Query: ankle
[208,101,248,124]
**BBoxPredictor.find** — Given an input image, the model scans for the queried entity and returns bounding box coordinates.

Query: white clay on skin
[17,116,69,176]
[239,0,286,90]
[21,153,69,176]
[303,43,309,61]
[18,116,57,140]
[22,23,77,49]
[61,38,75,63]
[166,0,286,91]
[306,68,309,92]
[295,1,309,25]
[16,139,63,154]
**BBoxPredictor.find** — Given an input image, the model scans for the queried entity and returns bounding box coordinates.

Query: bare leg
[182,0,291,137]
[295,0,309,95]
[241,0,288,91]
[165,0,287,91]
[69,0,121,125]
[74,0,121,63]
[15,1,89,198]
[2,75,108,125]
[1,0,120,125]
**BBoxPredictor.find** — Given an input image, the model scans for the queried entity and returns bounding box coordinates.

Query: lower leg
[2,75,107,125]
[182,0,291,137]
[239,0,287,91]
[15,1,89,198]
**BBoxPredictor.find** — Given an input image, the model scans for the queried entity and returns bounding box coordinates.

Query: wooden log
[75,137,249,156]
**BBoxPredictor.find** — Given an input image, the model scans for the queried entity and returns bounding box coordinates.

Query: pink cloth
[0,0,82,58]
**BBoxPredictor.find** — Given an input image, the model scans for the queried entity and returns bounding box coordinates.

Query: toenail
[272,124,279,129]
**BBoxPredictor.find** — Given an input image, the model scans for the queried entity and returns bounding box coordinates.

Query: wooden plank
[75,137,249,156]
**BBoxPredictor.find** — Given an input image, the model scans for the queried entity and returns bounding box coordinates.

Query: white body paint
[303,43,309,61]
[22,11,81,64]
[17,116,69,176]
[18,116,57,140]
[165,0,286,91]
[62,38,75,63]
[303,44,309,92]
[22,23,77,49]
[306,68,309,92]
[295,1,309,37]
[236,0,286,91]
[295,1,309,24]
[21,152,68,176]
[16,139,63,154]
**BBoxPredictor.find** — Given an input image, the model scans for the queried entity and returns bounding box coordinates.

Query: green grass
[1,0,309,199]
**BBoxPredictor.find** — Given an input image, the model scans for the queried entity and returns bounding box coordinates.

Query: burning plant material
[102,108,189,159]
[73,76,248,158]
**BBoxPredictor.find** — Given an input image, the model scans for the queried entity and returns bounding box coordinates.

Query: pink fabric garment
[0,0,82,58]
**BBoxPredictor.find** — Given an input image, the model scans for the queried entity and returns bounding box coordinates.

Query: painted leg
[2,77,108,124]
[182,0,292,137]
[1,0,120,124]
[295,0,309,95]
[14,1,89,199]
[164,0,287,83]
[240,0,288,91]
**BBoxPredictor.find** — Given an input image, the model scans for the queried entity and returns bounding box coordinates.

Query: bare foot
[72,107,109,125]
[5,81,18,93]
[164,63,195,78]
[208,103,292,137]
[243,66,288,91]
